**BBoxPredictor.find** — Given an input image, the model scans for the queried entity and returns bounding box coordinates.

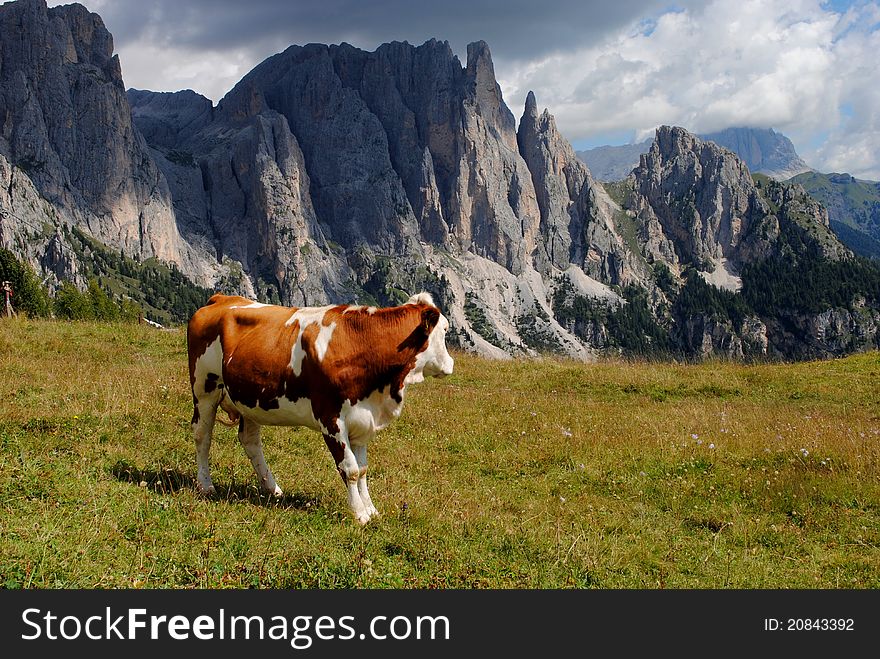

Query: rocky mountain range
[580,129,879,260]
[1,0,878,360]
[575,140,652,183]
[578,127,812,182]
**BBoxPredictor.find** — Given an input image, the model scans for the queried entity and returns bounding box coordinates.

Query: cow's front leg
[323,433,370,524]
[351,442,378,519]
[238,417,283,497]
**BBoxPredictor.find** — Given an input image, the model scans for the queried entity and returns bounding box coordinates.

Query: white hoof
[270,485,284,498]
[355,511,372,525]
[197,483,216,496]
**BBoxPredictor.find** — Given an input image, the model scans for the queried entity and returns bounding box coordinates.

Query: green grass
[1,318,878,588]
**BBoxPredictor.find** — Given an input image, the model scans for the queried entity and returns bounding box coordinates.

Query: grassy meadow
[0,317,878,588]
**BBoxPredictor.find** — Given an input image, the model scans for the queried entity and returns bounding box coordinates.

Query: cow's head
[405,292,454,382]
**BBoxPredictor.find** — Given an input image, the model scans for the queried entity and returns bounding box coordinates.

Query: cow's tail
[216,390,241,427]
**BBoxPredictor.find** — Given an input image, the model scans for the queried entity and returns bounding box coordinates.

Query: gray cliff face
[675,314,769,359]
[517,91,587,270]
[0,0,189,272]
[630,126,766,271]
[516,91,645,286]
[0,151,79,283]
[763,306,880,359]
[127,89,214,150]
[132,85,351,305]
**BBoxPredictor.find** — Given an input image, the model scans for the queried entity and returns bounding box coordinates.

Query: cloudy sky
[50,0,880,179]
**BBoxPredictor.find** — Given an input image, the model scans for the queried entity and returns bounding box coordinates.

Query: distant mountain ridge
[701,127,812,180]
[574,140,651,183]
[577,127,812,182]
[790,171,880,258]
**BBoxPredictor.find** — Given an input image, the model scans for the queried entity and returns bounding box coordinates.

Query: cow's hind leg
[192,394,221,495]
[351,442,378,519]
[238,417,283,497]
[323,433,371,524]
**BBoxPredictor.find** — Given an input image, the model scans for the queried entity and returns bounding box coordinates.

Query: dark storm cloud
[94,0,680,62]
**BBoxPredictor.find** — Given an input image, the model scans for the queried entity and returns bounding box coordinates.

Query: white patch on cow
[231,395,325,433]
[193,338,224,396]
[342,386,404,440]
[405,312,454,384]
[343,305,377,315]
[229,301,270,309]
[315,321,337,361]
[406,291,435,306]
[285,305,336,375]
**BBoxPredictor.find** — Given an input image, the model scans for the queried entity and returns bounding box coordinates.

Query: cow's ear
[421,306,440,333]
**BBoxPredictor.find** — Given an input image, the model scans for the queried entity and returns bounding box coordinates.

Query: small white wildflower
[559,496,566,503]
[578,463,585,470]
[691,433,699,440]
[521,431,526,436]
[696,439,703,445]
[639,471,646,477]
[708,443,715,450]
[820,460,827,466]
[531,412,537,417]
[562,428,573,438]
[800,448,809,457]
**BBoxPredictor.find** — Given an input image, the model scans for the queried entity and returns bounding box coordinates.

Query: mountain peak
[524,90,537,117]
[699,126,812,179]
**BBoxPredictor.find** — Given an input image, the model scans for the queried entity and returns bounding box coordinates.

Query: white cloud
[116,41,262,103]
[498,0,880,179]
[51,0,880,178]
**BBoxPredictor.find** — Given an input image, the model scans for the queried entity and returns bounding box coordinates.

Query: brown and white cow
[186,292,454,524]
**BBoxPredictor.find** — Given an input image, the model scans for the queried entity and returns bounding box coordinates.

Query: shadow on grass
[110,460,322,511]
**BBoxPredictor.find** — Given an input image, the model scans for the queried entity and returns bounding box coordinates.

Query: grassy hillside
[791,171,880,258]
[1,318,878,588]
[64,226,214,325]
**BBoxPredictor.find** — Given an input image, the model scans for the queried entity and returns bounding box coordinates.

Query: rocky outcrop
[674,314,769,359]
[764,306,880,359]
[630,126,765,272]
[0,0,194,275]
[127,89,214,150]
[517,91,647,286]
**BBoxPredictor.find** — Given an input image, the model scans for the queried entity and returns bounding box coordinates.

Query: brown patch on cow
[322,434,348,483]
